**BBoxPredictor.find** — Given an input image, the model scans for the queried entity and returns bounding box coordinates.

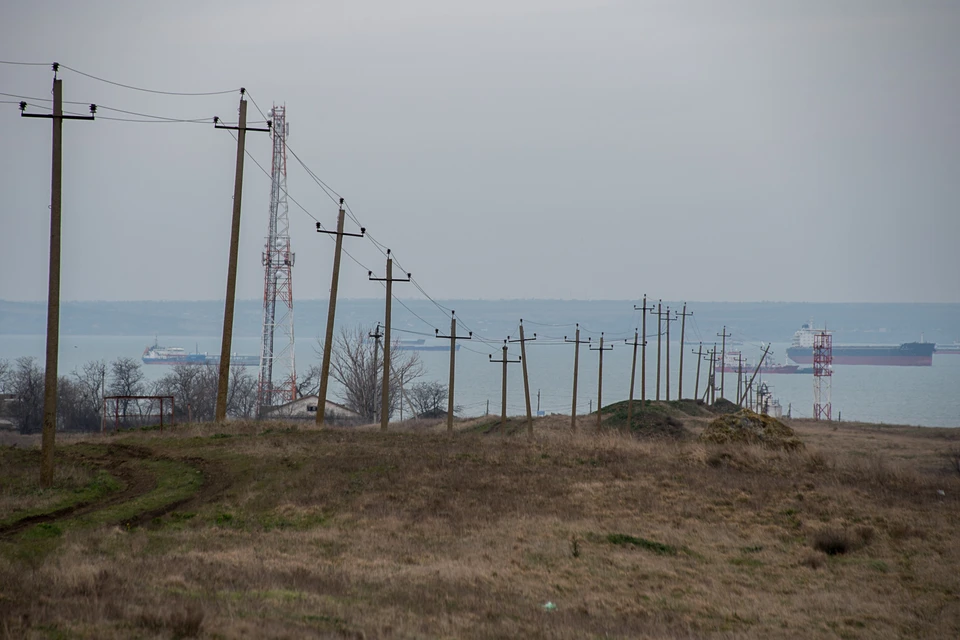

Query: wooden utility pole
[625,328,644,428]
[634,296,654,402]
[590,333,614,431]
[316,199,365,426]
[676,304,693,399]
[369,323,383,420]
[717,326,732,400]
[664,308,678,402]
[489,341,521,432]
[739,343,772,406]
[692,342,703,401]
[20,68,95,487]
[213,92,271,423]
[655,301,664,401]
[508,322,536,438]
[564,325,590,431]
[435,311,472,432]
[369,250,411,430]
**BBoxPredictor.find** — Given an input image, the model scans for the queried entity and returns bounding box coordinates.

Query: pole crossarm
[317,223,365,238]
[436,311,472,432]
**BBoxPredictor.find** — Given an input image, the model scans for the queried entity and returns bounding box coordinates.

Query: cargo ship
[785,322,935,366]
[142,340,260,366]
[716,351,800,374]
[935,342,960,355]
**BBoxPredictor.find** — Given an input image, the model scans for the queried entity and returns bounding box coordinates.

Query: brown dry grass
[1,409,959,638]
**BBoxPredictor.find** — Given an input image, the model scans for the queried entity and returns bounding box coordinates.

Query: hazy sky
[2,0,958,303]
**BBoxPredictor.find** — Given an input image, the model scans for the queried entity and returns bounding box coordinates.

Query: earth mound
[600,401,689,440]
[708,398,740,414]
[699,409,804,451]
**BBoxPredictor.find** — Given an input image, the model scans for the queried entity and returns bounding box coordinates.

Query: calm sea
[1,332,958,428]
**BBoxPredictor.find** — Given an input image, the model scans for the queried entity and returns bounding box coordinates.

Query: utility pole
[676,304,693,399]
[315,199,365,426]
[739,343,772,406]
[435,311,472,432]
[369,250,411,430]
[564,325,590,431]
[537,389,541,414]
[692,342,703,401]
[625,328,644,427]
[710,344,718,404]
[590,333,614,431]
[737,353,743,407]
[509,322,536,438]
[717,326,732,400]
[489,341,521,432]
[213,91,271,423]
[634,296,654,402]
[655,301,664,401]
[20,66,96,487]
[664,308,678,402]
[369,323,383,421]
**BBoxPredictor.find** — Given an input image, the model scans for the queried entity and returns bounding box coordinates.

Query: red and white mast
[256,105,296,413]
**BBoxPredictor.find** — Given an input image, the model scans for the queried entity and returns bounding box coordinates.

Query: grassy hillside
[1,408,959,638]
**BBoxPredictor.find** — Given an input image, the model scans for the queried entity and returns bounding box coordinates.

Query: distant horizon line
[2,298,959,306]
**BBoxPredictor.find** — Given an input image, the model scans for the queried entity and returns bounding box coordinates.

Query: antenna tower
[256,105,296,413]
[812,330,832,420]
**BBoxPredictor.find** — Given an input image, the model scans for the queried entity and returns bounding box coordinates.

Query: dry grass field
[1,405,959,639]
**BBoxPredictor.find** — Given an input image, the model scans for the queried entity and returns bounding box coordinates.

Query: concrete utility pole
[710,343,718,404]
[369,323,383,419]
[369,250,411,430]
[214,92,271,423]
[590,333,614,431]
[693,342,703,402]
[717,326,732,400]
[315,199,365,426]
[664,308,678,402]
[564,325,590,431]
[20,67,95,488]
[676,304,693,399]
[509,322,536,438]
[634,296,654,402]
[489,341,521,432]
[655,301,665,401]
[737,353,744,407]
[625,328,644,427]
[435,311,472,432]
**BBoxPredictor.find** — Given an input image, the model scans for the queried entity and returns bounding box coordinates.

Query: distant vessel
[716,350,801,374]
[935,342,960,355]
[142,340,259,366]
[785,322,935,366]
[364,338,461,352]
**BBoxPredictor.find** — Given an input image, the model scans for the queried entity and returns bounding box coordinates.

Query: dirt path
[0,443,207,538]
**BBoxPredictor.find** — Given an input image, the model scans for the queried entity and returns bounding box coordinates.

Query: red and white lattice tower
[256,105,296,413]
[812,330,832,420]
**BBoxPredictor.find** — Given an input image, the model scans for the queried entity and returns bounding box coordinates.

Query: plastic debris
[542,602,557,611]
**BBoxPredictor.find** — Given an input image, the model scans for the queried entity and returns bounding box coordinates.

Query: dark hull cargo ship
[785,323,935,366]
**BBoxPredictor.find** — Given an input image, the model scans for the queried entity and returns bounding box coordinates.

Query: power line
[59,64,239,96]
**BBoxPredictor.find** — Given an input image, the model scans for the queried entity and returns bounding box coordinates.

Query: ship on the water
[935,342,960,355]
[785,322,935,366]
[142,340,260,366]
[716,350,801,374]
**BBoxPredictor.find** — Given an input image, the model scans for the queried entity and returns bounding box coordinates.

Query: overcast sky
[2,0,958,304]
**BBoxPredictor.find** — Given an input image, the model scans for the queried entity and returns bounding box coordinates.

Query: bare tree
[295,364,322,399]
[227,364,258,419]
[109,357,146,421]
[0,358,10,394]
[317,325,425,422]
[154,363,256,423]
[9,357,44,434]
[408,381,461,419]
[70,360,106,431]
